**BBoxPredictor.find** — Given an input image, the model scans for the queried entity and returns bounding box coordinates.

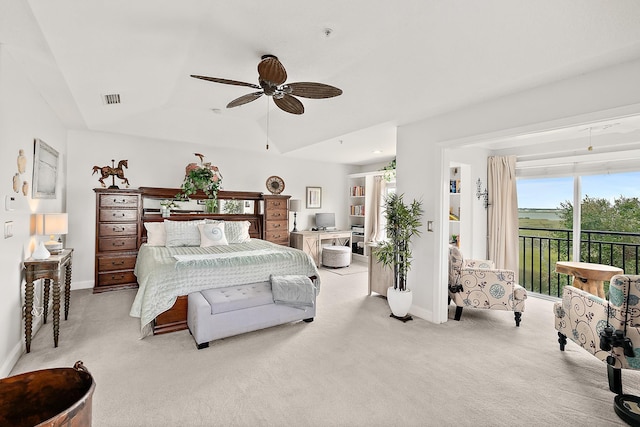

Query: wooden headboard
[138,187,265,245]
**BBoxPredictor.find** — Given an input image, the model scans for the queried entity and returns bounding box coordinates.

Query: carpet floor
[10,267,640,426]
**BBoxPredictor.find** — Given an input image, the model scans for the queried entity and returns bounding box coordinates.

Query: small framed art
[306,186,322,209]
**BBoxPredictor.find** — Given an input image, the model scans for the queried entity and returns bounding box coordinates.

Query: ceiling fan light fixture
[191,55,341,115]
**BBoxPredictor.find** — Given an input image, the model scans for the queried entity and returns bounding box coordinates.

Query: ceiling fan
[191,55,342,115]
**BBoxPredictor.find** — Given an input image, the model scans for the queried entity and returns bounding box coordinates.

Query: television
[315,212,336,230]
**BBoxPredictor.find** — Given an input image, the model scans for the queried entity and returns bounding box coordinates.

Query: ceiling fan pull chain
[266,97,270,150]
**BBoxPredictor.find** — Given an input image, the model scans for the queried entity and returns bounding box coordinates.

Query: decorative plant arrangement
[375,192,423,320]
[177,153,223,209]
[379,158,396,182]
[160,199,180,218]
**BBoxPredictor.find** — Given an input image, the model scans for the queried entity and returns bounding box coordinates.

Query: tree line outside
[519,195,640,297]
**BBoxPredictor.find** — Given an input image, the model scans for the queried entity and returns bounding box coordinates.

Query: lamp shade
[43,213,68,236]
[289,199,302,212]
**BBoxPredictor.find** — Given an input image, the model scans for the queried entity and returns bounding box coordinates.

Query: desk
[24,248,73,353]
[556,261,622,298]
[290,231,352,266]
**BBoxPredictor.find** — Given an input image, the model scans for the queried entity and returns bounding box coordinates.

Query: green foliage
[375,193,423,291]
[380,158,396,182]
[176,164,223,212]
[558,195,640,232]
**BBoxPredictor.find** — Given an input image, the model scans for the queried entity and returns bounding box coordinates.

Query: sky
[517,171,640,209]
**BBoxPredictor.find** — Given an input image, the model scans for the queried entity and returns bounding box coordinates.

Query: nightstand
[23,248,73,353]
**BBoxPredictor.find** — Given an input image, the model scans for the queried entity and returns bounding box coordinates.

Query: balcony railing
[518,227,640,297]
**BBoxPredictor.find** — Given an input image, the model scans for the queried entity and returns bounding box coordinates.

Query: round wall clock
[266,175,285,194]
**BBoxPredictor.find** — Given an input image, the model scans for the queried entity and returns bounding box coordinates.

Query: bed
[132,239,319,337]
[131,187,319,337]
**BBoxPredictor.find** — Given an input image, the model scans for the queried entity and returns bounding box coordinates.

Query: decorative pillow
[164,220,205,247]
[225,221,251,244]
[198,223,229,247]
[144,222,166,246]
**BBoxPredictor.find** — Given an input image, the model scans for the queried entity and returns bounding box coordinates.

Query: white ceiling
[4,0,640,165]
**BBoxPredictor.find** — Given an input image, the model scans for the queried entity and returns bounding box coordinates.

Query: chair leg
[454,306,463,321]
[607,356,623,394]
[557,332,567,351]
[514,312,522,327]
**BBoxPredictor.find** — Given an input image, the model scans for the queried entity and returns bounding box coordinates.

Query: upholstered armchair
[554,275,640,394]
[448,245,527,326]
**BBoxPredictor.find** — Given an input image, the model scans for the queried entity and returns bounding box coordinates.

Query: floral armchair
[448,245,527,326]
[554,275,640,394]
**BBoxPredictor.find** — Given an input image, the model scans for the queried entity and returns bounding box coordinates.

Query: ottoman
[322,245,351,268]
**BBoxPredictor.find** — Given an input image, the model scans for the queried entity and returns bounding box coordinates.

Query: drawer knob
[112,226,125,232]
[112,212,125,217]
[113,198,126,204]
[113,241,125,246]
[112,261,125,266]
[111,274,124,280]
[273,213,281,217]
[273,224,281,228]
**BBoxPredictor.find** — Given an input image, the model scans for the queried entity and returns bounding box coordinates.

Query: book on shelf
[350,186,365,197]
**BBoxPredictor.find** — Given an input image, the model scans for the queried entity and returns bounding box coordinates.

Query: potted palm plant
[375,192,423,319]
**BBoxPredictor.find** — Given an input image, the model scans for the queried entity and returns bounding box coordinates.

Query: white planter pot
[387,287,412,317]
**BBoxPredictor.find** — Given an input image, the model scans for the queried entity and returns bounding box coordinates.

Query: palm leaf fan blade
[227,92,264,108]
[257,55,287,86]
[288,82,343,99]
[273,94,304,115]
[190,75,260,89]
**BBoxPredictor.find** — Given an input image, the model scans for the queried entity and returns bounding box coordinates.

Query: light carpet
[10,268,639,426]
[321,260,369,276]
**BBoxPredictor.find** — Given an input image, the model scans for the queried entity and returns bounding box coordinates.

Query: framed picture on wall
[32,138,59,199]
[306,186,322,209]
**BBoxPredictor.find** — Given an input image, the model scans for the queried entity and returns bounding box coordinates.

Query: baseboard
[0,341,24,378]
[71,280,93,291]
[409,305,433,323]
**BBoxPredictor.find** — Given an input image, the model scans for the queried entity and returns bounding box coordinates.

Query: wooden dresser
[94,188,142,293]
[262,195,291,246]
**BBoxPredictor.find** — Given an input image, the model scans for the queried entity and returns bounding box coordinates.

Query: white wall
[0,47,68,376]
[66,130,357,289]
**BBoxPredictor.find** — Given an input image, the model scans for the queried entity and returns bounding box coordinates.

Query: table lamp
[289,199,301,232]
[33,213,68,259]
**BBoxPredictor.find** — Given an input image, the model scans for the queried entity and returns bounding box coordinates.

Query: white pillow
[225,221,251,244]
[144,222,166,246]
[198,223,229,247]
[164,220,205,247]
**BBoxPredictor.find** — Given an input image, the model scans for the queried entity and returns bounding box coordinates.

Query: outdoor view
[517,171,640,297]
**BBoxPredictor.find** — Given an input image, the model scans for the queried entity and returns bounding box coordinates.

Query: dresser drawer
[99,223,137,237]
[97,270,137,287]
[265,220,287,232]
[98,236,138,252]
[265,230,289,245]
[100,194,139,208]
[99,209,138,222]
[265,208,287,221]
[98,255,137,272]
[265,198,287,210]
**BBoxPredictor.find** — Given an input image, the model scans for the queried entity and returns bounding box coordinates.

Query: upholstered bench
[187,280,316,349]
[322,245,351,268]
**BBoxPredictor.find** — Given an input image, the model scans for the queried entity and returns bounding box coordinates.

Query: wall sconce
[476,178,489,209]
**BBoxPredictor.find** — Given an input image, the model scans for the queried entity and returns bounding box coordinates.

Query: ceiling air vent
[103,93,121,105]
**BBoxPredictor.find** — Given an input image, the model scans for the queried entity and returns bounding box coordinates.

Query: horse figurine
[92,159,130,188]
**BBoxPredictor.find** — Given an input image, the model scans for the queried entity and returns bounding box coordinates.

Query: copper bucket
[0,361,95,427]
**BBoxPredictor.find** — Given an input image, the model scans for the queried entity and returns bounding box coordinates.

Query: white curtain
[487,156,519,277]
[368,175,386,242]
